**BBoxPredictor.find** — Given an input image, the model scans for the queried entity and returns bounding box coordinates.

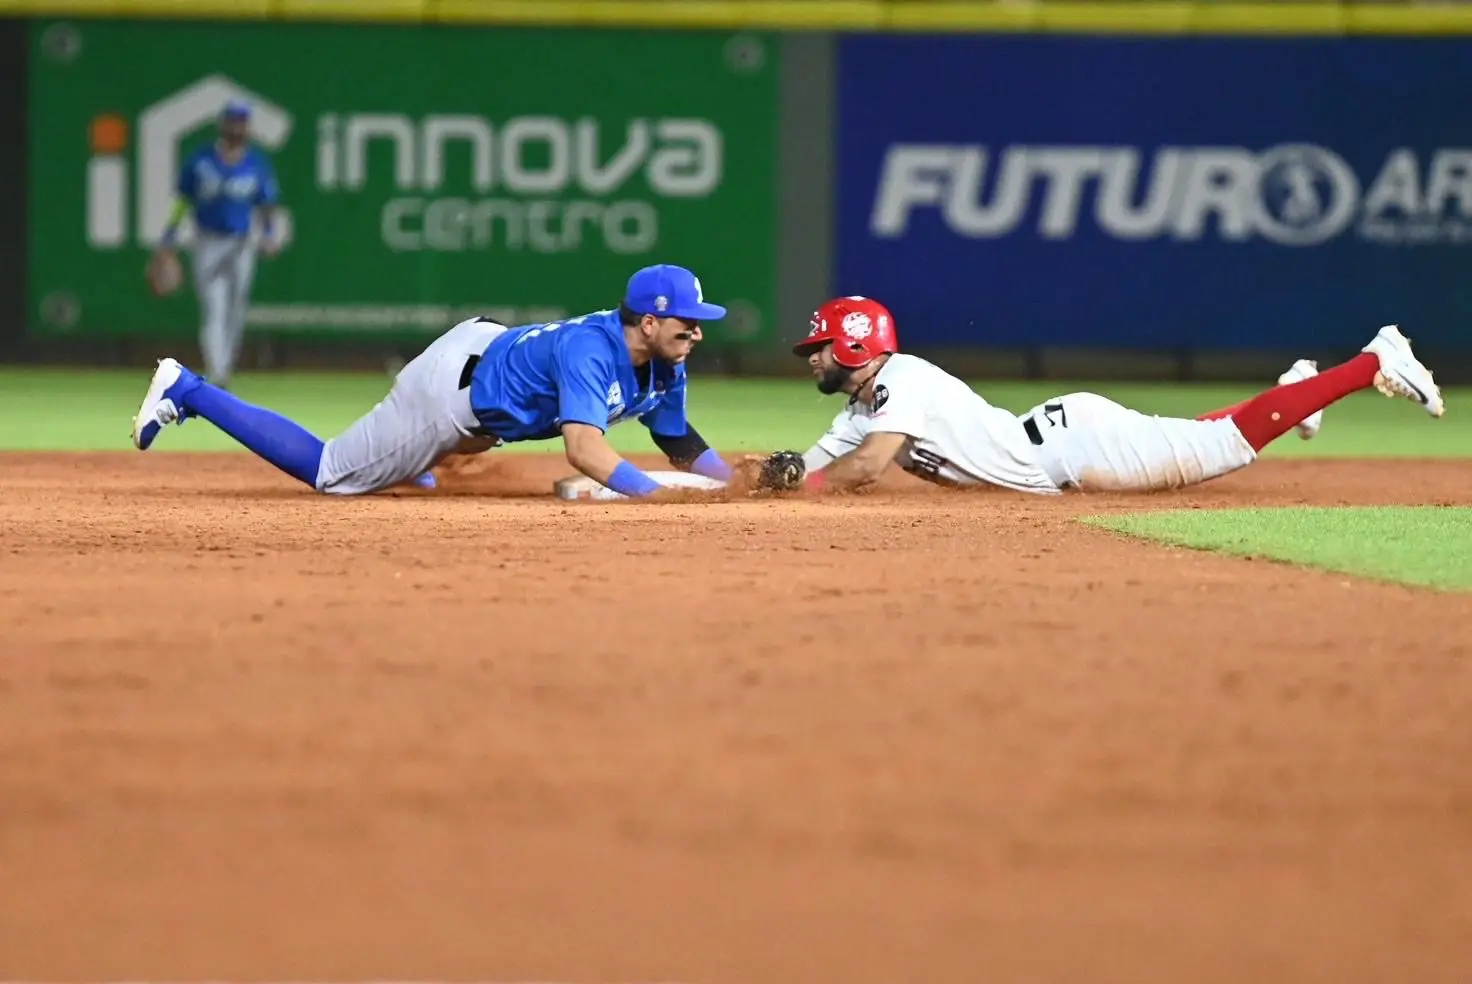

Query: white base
[554,470,727,501]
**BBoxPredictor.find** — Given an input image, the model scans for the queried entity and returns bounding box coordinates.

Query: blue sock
[181,382,325,488]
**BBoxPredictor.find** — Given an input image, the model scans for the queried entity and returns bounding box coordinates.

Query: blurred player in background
[147,98,281,390]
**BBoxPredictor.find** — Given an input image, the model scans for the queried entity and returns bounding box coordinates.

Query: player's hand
[260,237,281,259]
[145,247,182,297]
[741,450,806,493]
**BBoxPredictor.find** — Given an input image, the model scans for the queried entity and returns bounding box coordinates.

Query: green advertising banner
[28,19,777,344]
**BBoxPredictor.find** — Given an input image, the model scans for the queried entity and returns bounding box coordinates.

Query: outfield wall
[3,2,1471,380]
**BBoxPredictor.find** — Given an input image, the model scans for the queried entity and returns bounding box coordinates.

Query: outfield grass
[1086,506,1472,591]
[2,367,1469,456]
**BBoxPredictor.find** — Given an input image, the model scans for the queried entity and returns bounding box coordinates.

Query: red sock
[1223,353,1379,452]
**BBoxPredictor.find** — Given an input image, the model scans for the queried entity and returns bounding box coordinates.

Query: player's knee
[316,473,366,496]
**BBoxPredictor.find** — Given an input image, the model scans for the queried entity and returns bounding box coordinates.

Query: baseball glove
[145,248,183,297]
[752,450,806,492]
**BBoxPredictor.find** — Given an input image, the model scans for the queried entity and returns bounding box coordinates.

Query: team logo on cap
[842,312,873,339]
[655,295,669,312]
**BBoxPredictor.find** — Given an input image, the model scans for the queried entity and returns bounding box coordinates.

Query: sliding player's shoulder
[873,353,953,394]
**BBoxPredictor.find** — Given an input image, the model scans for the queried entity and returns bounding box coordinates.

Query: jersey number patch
[1042,401,1068,428]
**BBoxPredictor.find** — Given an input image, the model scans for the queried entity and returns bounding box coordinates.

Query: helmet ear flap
[833,338,875,369]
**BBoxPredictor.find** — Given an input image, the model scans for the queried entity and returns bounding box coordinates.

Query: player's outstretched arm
[551,331,674,498]
[805,431,907,492]
[637,376,732,483]
[743,418,886,495]
[649,426,732,482]
[561,422,665,498]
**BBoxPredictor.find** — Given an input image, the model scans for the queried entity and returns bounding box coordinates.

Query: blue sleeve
[552,330,616,432]
[176,153,197,199]
[639,368,689,438]
[255,155,280,205]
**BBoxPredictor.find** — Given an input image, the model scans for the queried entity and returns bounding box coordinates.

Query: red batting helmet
[791,296,900,369]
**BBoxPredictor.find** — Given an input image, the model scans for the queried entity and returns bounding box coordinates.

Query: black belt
[457,354,497,438]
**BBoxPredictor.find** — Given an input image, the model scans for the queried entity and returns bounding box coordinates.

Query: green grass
[1086,506,1472,591]
[2,367,1469,456]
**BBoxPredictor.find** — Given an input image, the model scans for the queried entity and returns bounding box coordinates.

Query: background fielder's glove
[146,248,183,297]
[756,450,806,492]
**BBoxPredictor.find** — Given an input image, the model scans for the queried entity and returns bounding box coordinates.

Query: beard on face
[816,363,854,395]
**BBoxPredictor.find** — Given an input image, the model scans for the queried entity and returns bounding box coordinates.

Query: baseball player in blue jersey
[128,263,736,499]
[148,98,280,390]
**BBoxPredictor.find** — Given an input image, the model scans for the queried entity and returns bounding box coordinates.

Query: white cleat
[1278,358,1322,439]
[1363,325,1445,417]
[130,357,187,450]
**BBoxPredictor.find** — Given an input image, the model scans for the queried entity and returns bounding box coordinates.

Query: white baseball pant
[1021,392,1257,492]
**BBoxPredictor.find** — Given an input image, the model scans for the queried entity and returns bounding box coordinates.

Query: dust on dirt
[2,451,1470,984]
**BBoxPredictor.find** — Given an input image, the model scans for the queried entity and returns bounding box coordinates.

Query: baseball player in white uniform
[766,296,1443,496]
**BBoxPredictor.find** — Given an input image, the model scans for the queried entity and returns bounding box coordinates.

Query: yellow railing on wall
[5,0,1472,34]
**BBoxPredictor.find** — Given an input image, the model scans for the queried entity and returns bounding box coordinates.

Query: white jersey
[801,354,1060,494]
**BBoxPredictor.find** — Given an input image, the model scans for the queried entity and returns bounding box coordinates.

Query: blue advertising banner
[837,35,1472,351]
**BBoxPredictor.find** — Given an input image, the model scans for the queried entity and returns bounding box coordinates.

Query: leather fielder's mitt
[753,450,806,492]
[146,248,183,297]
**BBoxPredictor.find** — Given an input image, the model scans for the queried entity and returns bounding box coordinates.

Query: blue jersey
[467,309,688,443]
[178,143,279,237]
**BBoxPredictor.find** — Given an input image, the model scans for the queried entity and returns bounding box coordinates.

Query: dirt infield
[3,451,1472,984]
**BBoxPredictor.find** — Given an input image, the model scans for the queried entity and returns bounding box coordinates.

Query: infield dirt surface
[3,452,1472,984]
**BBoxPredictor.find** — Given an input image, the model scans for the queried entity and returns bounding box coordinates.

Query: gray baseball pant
[315,317,508,495]
[190,232,257,386]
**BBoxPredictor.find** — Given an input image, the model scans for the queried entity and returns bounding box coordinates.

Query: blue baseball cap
[623,264,726,321]
[220,99,252,120]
